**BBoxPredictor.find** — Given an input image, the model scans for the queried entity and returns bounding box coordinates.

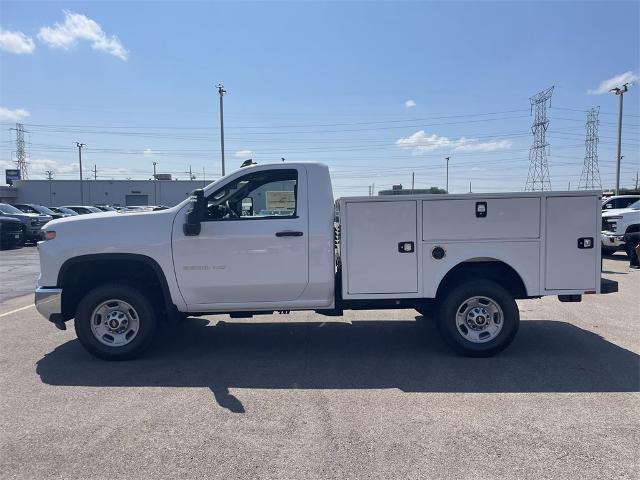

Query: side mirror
[184,189,206,236]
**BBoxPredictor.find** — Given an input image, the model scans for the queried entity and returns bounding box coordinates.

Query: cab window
[206,169,298,220]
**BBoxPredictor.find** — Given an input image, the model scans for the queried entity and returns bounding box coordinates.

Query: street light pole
[610,83,629,195]
[216,84,226,176]
[153,162,158,205]
[445,156,450,193]
[75,142,86,204]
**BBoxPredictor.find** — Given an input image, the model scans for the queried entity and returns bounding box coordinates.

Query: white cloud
[396,130,512,155]
[143,148,154,157]
[405,99,416,108]
[0,158,79,179]
[0,106,30,122]
[587,71,639,95]
[235,149,253,157]
[0,29,36,54]
[37,10,128,60]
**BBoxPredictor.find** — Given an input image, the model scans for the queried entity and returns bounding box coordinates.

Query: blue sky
[1,0,638,195]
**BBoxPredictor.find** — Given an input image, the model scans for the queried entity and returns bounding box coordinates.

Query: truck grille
[3,222,23,234]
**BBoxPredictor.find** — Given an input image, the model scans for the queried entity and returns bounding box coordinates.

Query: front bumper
[601,232,624,248]
[35,287,62,322]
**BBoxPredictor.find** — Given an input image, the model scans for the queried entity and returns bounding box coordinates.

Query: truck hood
[45,208,177,233]
[602,207,640,218]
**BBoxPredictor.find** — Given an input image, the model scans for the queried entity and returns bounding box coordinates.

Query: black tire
[436,279,519,357]
[74,283,158,360]
[601,246,617,256]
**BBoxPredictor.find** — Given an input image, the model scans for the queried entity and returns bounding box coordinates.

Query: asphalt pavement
[0,248,638,479]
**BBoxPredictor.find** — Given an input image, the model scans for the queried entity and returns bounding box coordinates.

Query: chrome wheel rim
[90,299,140,347]
[455,296,504,343]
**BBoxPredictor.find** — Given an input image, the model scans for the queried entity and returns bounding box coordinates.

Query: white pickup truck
[35,162,617,360]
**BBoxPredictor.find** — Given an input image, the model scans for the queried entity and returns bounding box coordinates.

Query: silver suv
[0,203,51,242]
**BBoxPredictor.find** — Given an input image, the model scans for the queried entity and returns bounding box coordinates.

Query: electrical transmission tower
[12,123,29,179]
[525,86,554,191]
[579,107,602,190]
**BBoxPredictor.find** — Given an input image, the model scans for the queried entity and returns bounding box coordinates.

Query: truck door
[172,166,309,305]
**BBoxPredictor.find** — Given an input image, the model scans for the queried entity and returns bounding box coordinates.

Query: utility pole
[12,123,28,179]
[216,84,227,176]
[445,156,450,192]
[411,172,415,193]
[153,162,158,205]
[610,83,629,195]
[469,181,472,193]
[579,107,601,190]
[634,171,639,190]
[46,170,54,205]
[93,164,97,180]
[75,142,86,204]
[525,86,554,191]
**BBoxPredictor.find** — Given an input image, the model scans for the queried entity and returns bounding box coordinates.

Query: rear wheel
[74,283,157,360]
[436,279,519,357]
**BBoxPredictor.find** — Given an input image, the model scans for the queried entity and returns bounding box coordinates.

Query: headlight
[30,219,39,225]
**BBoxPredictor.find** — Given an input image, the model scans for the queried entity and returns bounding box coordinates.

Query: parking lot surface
[0,247,638,479]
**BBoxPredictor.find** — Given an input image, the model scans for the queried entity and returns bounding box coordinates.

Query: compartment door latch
[577,237,594,249]
[398,241,415,253]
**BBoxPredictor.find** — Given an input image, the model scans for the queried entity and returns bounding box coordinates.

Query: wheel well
[58,255,172,320]
[625,223,639,234]
[436,259,528,300]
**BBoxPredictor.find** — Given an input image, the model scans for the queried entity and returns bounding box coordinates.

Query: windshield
[630,200,640,210]
[17,204,56,215]
[54,207,78,215]
[0,203,24,214]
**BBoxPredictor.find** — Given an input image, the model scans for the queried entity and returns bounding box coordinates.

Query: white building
[2,179,207,207]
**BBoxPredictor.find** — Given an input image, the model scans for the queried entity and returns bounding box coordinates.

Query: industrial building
[0,179,206,207]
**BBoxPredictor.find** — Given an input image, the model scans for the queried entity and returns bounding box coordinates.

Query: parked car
[602,195,640,211]
[0,217,25,250]
[601,199,640,255]
[34,162,617,360]
[49,206,79,216]
[123,206,152,212]
[60,205,104,215]
[0,203,51,243]
[12,203,67,220]
[94,205,117,212]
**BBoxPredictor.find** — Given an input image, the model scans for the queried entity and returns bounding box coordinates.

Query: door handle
[276,231,304,237]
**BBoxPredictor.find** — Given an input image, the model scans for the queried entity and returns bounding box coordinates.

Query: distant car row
[0,203,167,249]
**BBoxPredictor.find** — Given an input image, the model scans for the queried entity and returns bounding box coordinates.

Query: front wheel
[75,283,158,360]
[436,279,519,357]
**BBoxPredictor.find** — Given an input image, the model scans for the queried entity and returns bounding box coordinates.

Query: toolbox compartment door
[345,200,418,294]
[545,195,599,291]
[422,197,540,241]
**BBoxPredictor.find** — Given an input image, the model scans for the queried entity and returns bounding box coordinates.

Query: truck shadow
[36,319,639,413]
